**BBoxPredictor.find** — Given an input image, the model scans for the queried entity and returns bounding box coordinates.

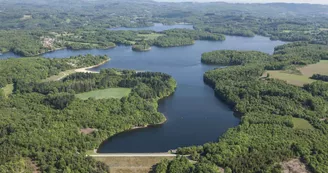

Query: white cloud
[154,0,328,5]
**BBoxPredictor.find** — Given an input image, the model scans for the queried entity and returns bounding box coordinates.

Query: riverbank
[44,59,110,81]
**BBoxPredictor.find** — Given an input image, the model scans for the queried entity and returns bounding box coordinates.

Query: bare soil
[80,128,97,135]
[281,159,311,173]
[26,158,40,173]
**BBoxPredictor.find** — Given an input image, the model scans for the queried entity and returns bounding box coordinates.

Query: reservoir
[40,35,285,153]
[0,28,285,152]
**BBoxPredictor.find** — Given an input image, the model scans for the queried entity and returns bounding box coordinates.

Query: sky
[155,0,328,5]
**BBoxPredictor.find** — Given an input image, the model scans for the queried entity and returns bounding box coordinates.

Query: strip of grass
[137,33,165,40]
[76,88,131,100]
[292,118,314,130]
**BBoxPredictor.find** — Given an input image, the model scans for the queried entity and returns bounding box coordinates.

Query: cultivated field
[264,60,328,86]
[95,156,175,173]
[76,88,131,100]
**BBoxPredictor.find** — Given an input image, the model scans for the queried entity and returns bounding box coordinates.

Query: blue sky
[155,0,328,4]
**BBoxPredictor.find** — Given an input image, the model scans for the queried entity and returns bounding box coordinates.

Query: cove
[38,35,285,153]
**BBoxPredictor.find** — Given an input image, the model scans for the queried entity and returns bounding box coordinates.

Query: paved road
[89,153,177,157]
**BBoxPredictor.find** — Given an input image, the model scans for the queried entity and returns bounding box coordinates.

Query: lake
[38,35,285,153]
[0,33,285,153]
[108,23,194,32]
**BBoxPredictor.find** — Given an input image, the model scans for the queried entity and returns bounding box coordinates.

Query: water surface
[0,52,20,59]
[39,35,285,153]
[108,23,194,32]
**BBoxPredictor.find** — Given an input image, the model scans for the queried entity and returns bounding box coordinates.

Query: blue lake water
[0,33,285,153]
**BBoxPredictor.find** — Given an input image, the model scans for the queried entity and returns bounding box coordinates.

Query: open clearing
[299,60,328,77]
[1,84,13,98]
[263,60,328,86]
[80,128,97,135]
[281,159,311,173]
[292,118,314,130]
[263,71,315,86]
[44,60,108,82]
[76,88,131,100]
[20,14,32,20]
[137,33,165,40]
[94,156,175,173]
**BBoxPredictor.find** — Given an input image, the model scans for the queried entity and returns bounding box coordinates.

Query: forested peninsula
[0,55,176,172]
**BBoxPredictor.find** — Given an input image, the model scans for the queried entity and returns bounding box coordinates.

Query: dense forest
[132,42,151,52]
[201,50,271,65]
[201,42,328,70]
[311,74,328,82]
[1,0,328,56]
[0,56,176,172]
[154,42,328,173]
[0,29,225,56]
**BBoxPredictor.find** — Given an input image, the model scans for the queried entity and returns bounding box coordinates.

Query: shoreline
[132,47,152,52]
[51,59,110,81]
[94,118,167,154]
[75,59,110,73]
[95,90,176,154]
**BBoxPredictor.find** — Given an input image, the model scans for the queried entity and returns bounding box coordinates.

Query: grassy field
[263,60,328,86]
[299,60,328,77]
[1,84,14,98]
[95,156,175,173]
[292,118,314,130]
[263,71,315,86]
[137,33,165,40]
[76,88,131,100]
